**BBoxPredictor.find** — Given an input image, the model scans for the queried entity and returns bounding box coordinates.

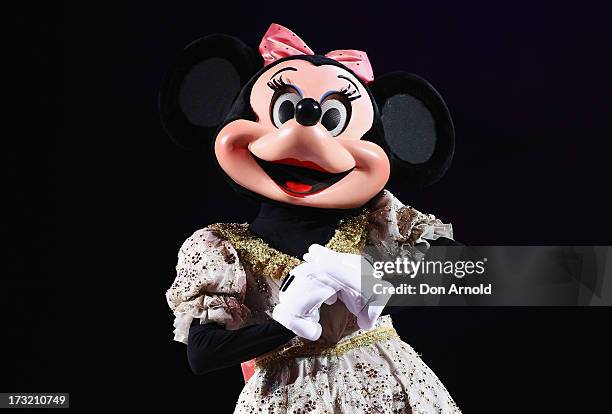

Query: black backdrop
[4,1,612,412]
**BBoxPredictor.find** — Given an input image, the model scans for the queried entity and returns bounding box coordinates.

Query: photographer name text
[374,283,492,296]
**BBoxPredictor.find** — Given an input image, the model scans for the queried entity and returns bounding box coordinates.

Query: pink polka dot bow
[258,23,374,84]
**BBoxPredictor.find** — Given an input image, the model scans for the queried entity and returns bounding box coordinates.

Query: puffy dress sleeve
[370,190,454,248]
[395,200,454,246]
[166,227,250,344]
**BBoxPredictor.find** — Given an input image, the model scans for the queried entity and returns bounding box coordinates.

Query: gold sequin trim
[326,210,370,254]
[209,209,369,280]
[255,326,399,367]
[209,223,301,280]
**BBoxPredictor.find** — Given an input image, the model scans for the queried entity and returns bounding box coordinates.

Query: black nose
[295,98,321,126]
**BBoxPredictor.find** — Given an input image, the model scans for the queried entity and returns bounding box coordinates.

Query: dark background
[4,1,612,412]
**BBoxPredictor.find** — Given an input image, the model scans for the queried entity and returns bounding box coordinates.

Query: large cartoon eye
[320,96,351,137]
[271,90,301,128]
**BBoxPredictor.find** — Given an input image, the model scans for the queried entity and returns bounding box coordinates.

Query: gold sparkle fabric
[208,209,369,281]
[209,222,302,281]
[255,325,399,366]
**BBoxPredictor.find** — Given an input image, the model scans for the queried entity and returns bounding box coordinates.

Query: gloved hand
[303,244,393,330]
[272,262,340,341]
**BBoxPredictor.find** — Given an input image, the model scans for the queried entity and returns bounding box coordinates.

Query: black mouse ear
[159,34,261,149]
[369,72,455,188]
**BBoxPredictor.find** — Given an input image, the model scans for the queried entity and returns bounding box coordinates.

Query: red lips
[253,155,352,198]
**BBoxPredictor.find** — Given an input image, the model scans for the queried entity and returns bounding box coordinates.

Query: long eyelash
[338,84,361,101]
[267,76,289,91]
[268,77,360,101]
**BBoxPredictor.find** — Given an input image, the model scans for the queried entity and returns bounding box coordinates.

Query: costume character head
[160,23,454,209]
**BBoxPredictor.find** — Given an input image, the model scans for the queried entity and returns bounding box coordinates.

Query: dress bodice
[166,190,453,344]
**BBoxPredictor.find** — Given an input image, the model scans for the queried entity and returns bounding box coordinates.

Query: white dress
[166,191,461,414]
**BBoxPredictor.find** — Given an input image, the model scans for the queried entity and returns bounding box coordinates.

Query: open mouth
[253,156,353,197]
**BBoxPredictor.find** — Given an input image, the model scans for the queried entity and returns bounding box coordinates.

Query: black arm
[186,319,294,375]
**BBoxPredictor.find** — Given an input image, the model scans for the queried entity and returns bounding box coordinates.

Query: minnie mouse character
[162,23,461,413]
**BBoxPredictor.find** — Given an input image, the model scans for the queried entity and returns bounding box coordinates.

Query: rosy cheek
[339,139,391,194]
[214,120,270,175]
[215,120,269,149]
[338,139,390,178]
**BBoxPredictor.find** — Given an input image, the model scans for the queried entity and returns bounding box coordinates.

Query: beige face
[214,59,390,209]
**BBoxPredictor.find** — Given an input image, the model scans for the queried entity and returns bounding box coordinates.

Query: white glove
[272,262,340,341]
[303,244,393,330]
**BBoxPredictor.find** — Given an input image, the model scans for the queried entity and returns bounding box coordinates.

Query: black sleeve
[186,319,294,375]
